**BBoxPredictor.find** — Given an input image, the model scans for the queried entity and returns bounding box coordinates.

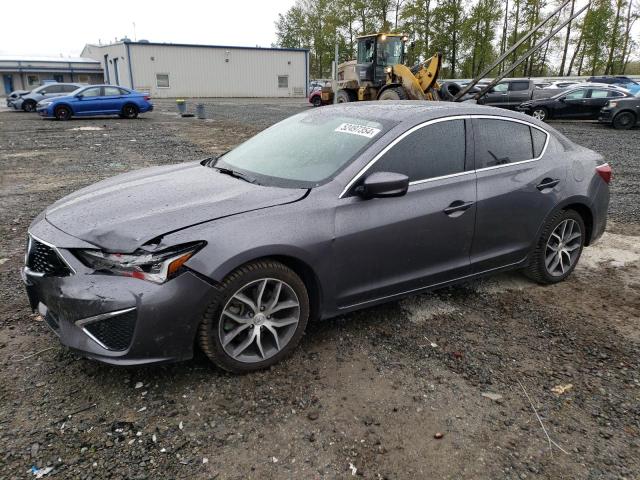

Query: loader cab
[356,34,407,85]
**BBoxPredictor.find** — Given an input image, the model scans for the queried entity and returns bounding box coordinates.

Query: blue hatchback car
[36,85,153,120]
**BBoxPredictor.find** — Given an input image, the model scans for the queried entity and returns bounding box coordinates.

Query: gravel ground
[0,100,639,479]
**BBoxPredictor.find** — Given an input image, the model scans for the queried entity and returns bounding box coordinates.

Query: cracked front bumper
[22,219,217,365]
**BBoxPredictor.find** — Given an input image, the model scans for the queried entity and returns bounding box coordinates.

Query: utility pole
[333,43,339,104]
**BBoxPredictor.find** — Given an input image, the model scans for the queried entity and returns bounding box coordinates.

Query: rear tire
[531,107,548,122]
[336,89,356,103]
[198,260,310,373]
[122,104,139,119]
[378,86,408,101]
[524,209,585,285]
[311,95,322,107]
[54,105,71,121]
[612,111,635,130]
[22,100,36,112]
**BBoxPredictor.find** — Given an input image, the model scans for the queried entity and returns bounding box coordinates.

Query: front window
[215,111,393,188]
[81,87,102,97]
[564,89,586,100]
[493,82,509,93]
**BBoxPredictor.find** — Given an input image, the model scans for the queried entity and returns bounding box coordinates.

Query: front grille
[26,237,72,276]
[84,311,136,351]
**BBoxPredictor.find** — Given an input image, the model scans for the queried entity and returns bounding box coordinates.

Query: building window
[77,75,89,83]
[27,75,40,86]
[156,74,170,88]
[278,75,288,88]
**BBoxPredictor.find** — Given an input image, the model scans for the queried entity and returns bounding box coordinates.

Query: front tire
[22,100,36,112]
[312,95,322,107]
[525,209,585,285]
[612,111,635,130]
[378,86,408,101]
[198,260,310,373]
[122,104,139,119]
[54,106,72,121]
[531,107,548,122]
[336,89,356,103]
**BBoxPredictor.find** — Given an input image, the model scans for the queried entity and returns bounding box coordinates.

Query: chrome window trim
[339,114,550,198]
[28,233,77,275]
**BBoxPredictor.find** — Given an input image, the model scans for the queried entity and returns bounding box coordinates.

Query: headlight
[384,66,392,74]
[607,101,617,108]
[38,100,53,106]
[74,242,204,284]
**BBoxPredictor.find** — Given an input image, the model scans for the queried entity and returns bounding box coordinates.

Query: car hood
[44,161,308,252]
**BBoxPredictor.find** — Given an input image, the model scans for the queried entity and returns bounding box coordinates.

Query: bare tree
[558,0,575,76]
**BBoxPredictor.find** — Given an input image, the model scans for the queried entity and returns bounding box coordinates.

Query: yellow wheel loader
[319,0,587,105]
[321,33,443,104]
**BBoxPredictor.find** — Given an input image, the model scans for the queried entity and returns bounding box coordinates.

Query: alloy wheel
[218,278,300,363]
[532,109,546,121]
[545,219,582,277]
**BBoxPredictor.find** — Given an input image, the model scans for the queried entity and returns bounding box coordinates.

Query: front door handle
[536,178,560,191]
[444,200,475,216]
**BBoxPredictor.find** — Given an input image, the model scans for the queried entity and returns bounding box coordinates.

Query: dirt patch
[0,102,638,479]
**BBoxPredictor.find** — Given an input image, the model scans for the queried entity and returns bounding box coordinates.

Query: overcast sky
[0,0,296,58]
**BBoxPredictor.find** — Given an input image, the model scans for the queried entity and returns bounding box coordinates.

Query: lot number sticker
[335,123,381,138]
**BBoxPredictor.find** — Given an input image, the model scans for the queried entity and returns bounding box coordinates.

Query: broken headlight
[75,242,204,284]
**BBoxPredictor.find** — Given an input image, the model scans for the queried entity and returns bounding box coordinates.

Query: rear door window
[473,119,535,168]
[371,120,466,182]
[531,128,547,157]
[589,89,610,99]
[509,81,530,91]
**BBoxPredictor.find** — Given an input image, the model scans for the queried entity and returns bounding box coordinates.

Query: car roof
[316,100,546,126]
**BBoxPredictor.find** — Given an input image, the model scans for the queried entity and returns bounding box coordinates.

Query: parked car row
[5,82,153,120]
[308,76,639,129]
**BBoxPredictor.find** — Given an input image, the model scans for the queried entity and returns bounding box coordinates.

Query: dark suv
[599,91,640,129]
[587,75,637,85]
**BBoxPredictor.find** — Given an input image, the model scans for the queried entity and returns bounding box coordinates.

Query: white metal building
[0,56,103,94]
[81,41,309,98]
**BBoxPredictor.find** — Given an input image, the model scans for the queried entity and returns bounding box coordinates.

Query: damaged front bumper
[22,218,216,365]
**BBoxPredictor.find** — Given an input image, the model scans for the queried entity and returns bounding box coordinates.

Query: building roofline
[83,41,309,53]
[0,56,100,64]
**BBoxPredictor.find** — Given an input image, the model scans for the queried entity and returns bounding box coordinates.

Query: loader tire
[439,82,462,101]
[378,86,408,101]
[336,89,356,103]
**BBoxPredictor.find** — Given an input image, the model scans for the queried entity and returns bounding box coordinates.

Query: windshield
[216,111,392,188]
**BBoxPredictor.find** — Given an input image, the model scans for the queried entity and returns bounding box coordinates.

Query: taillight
[596,163,612,184]
[143,95,150,101]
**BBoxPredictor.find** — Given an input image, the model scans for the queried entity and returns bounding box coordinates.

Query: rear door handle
[444,200,475,216]
[536,178,560,191]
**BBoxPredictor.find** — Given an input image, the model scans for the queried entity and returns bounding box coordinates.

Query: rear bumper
[589,178,610,244]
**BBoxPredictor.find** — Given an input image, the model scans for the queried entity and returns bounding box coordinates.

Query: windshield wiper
[214,166,258,184]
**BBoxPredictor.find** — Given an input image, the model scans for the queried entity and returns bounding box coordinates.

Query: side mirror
[354,172,409,199]
[75,93,84,99]
[559,97,565,102]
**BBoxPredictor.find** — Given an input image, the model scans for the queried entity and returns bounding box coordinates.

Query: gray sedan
[14,83,82,111]
[23,102,610,372]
